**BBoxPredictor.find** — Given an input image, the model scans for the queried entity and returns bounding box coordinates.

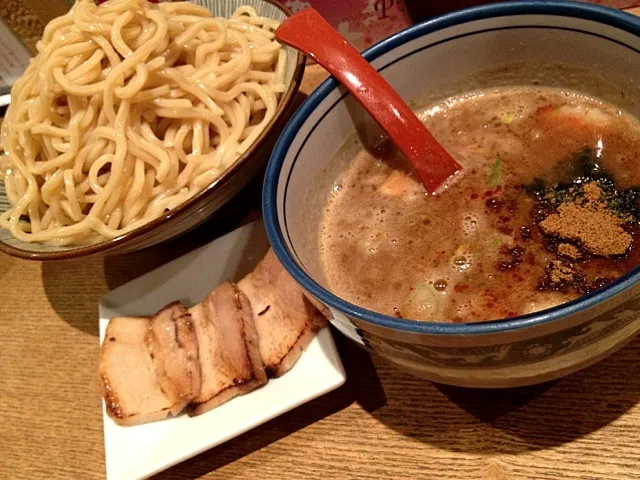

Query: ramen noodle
[0,0,286,245]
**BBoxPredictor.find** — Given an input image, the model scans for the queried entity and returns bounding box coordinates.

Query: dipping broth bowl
[263,1,640,388]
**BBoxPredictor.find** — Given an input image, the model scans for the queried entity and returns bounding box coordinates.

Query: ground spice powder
[548,260,578,285]
[557,243,582,259]
[539,183,632,257]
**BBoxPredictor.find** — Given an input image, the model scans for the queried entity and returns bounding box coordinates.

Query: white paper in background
[0,20,31,93]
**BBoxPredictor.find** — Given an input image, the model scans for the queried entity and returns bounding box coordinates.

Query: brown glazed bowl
[264,2,640,387]
[0,0,305,261]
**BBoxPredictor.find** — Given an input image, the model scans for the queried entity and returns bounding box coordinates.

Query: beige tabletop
[4,37,640,480]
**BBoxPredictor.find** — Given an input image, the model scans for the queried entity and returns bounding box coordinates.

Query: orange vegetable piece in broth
[535,104,613,137]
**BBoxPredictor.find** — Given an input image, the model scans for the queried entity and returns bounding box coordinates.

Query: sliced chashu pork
[238,249,328,377]
[145,302,201,414]
[189,281,267,416]
[100,303,201,426]
[100,316,180,426]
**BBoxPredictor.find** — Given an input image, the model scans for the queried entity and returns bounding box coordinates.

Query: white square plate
[98,221,346,480]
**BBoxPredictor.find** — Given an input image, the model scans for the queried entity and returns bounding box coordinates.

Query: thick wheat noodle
[0,0,286,246]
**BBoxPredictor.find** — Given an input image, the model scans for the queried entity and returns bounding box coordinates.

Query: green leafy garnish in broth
[488,156,503,187]
[501,113,514,124]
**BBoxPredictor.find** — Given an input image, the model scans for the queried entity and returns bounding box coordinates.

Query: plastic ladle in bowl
[275,8,462,193]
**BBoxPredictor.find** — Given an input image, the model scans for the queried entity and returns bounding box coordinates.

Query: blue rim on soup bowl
[264,1,640,387]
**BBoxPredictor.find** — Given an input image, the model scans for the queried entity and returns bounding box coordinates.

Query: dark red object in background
[405,0,640,20]
[283,0,640,52]
[403,0,491,21]
[97,0,158,3]
[282,0,413,52]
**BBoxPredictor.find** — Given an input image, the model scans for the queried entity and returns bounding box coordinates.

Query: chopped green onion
[488,156,503,187]
[501,114,514,124]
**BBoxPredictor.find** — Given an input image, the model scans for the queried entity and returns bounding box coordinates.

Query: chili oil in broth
[319,86,640,323]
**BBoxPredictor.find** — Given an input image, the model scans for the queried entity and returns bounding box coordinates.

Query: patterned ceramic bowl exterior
[264,1,640,387]
[0,0,305,260]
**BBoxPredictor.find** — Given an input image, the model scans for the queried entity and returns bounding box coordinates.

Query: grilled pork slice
[100,317,178,426]
[145,302,201,414]
[238,249,328,377]
[189,281,266,416]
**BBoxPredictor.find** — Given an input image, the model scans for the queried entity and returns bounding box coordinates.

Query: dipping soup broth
[319,87,640,322]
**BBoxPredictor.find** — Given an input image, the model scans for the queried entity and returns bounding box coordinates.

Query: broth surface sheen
[319,87,640,323]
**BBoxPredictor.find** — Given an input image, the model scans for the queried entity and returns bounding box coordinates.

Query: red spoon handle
[276,8,462,193]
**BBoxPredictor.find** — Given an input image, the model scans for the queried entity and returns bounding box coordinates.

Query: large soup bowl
[264,1,640,388]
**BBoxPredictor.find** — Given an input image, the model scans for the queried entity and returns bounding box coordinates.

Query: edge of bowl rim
[263,0,640,336]
[0,0,306,261]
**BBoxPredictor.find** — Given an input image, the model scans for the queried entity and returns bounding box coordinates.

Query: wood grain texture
[4,56,640,480]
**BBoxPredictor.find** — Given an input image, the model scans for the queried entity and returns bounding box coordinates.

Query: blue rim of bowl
[264,1,640,335]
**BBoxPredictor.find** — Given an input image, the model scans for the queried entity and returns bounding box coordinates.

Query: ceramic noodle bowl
[0,0,305,260]
[263,1,640,388]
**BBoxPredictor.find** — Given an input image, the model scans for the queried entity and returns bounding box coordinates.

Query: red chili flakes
[536,104,554,116]
[483,190,495,199]
[497,245,525,271]
[526,252,536,265]
[591,277,614,291]
[486,197,505,210]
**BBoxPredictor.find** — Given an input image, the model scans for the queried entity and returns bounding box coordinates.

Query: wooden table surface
[5,37,640,480]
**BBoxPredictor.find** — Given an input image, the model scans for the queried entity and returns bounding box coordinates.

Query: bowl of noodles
[0,0,305,260]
